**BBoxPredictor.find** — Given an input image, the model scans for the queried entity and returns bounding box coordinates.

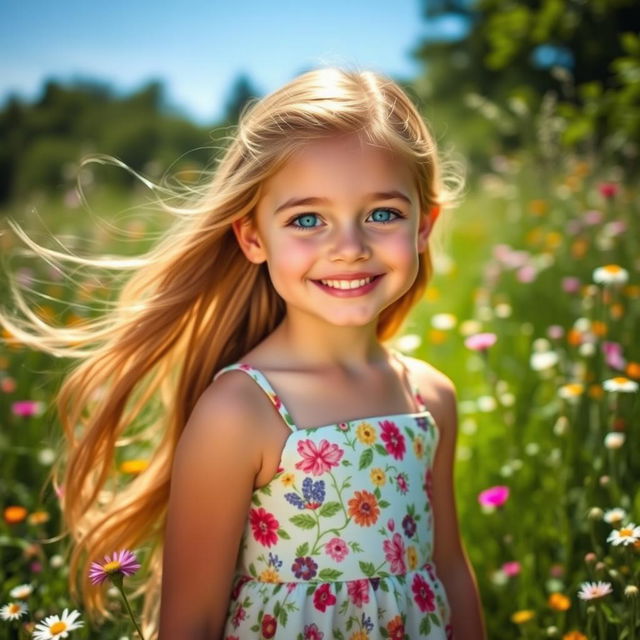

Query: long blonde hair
[0,65,464,639]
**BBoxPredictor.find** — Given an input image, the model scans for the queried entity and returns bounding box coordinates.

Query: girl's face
[233,134,433,328]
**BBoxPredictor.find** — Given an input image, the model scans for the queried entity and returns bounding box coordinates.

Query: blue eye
[287,208,403,231]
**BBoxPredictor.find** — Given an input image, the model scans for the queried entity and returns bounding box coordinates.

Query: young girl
[1,66,485,639]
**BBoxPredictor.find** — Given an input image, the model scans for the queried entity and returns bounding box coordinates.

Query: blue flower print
[291,555,318,580]
[284,477,326,510]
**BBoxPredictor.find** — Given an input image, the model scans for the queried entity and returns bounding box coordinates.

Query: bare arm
[158,378,263,640]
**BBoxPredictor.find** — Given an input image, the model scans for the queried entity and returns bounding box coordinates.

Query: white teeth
[319,277,373,290]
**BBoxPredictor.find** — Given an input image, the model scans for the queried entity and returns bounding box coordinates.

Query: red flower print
[231,602,246,628]
[347,490,380,527]
[304,623,324,639]
[386,615,405,640]
[423,466,433,503]
[380,420,406,460]
[347,578,370,607]
[249,507,279,547]
[295,439,344,476]
[230,574,252,600]
[313,583,337,612]
[411,572,436,612]
[261,613,277,638]
[425,562,437,582]
[325,537,349,562]
[383,532,406,574]
[446,622,454,639]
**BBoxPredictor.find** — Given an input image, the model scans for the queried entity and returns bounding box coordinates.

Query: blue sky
[1,1,467,124]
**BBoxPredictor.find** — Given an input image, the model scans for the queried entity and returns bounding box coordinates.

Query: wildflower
[502,561,520,577]
[431,313,457,330]
[530,351,559,371]
[548,592,571,611]
[32,608,83,639]
[511,609,535,623]
[604,432,625,449]
[478,485,509,508]
[9,583,33,599]
[604,508,627,524]
[563,632,587,640]
[593,264,628,285]
[3,505,28,524]
[598,182,618,199]
[607,523,640,546]
[625,585,639,598]
[10,400,44,417]
[603,376,638,393]
[577,580,613,600]
[602,341,626,370]
[0,601,28,620]
[89,550,142,586]
[464,332,497,351]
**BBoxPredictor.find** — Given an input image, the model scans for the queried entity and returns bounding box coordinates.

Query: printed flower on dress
[313,583,337,612]
[285,477,326,510]
[412,572,436,612]
[261,613,278,638]
[249,507,280,547]
[347,490,380,527]
[291,556,318,580]
[295,439,344,476]
[355,421,377,445]
[304,623,324,640]
[347,579,370,607]
[386,615,405,639]
[325,537,349,562]
[383,532,406,573]
[402,514,417,538]
[380,420,406,460]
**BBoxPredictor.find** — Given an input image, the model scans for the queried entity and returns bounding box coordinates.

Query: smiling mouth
[313,274,383,290]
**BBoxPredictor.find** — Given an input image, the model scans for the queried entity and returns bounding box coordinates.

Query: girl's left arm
[418,367,487,640]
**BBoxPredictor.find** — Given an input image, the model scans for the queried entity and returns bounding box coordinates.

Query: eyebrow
[274,190,412,215]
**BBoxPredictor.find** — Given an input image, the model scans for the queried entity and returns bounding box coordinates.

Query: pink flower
[583,209,604,225]
[411,573,436,612]
[502,561,521,576]
[516,265,537,283]
[347,579,370,607]
[313,583,336,612]
[380,420,406,460]
[295,439,344,476]
[304,623,324,640]
[1,377,16,393]
[11,400,42,417]
[478,485,510,508]
[387,518,395,532]
[562,276,581,294]
[396,472,409,494]
[602,341,626,370]
[88,549,142,585]
[231,603,246,628]
[598,182,619,200]
[383,532,406,574]
[547,325,564,340]
[249,507,279,547]
[325,537,349,562]
[464,332,497,351]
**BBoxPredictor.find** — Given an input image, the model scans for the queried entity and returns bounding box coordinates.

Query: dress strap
[212,363,298,433]
[389,348,429,413]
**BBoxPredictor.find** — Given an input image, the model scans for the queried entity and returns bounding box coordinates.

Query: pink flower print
[295,439,344,476]
[313,583,336,612]
[380,420,406,460]
[325,537,349,562]
[337,422,349,431]
[425,562,437,582]
[383,532,406,574]
[423,467,434,503]
[231,602,247,628]
[347,579,370,607]
[396,472,409,494]
[304,623,324,640]
[249,507,279,547]
[411,573,436,612]
[387,518,395,532]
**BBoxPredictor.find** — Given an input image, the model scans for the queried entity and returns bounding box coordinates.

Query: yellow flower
[370,468,386,486]
[511,609,535,624]
[548,592,571,611]
[27,511,50,525]
[413,435,425,459]
[356,422,376,445]
[259,567,280,583]
[348,631,369,640]
[406,545,418,571]
[281,472,295,487]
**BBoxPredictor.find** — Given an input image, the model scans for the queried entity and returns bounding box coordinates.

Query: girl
[0,66,485,639]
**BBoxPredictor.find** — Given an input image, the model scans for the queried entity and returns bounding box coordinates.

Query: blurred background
[1,1,639,638]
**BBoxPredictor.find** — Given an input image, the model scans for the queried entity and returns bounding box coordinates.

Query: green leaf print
[406,426,415,440]
[419,615,432,634]
[358,448,373,470]
[295,542,309,557]
[319,501,341,517]
[348,540,363,552]
[290,513,316,529]
[251,494,261,506]
[249,562,258,578]
[378,499,391,508]
[359,560,376,577]
[318,568,343,580]
[374,443,388,456]
[341,458,352,466]
[278,606,288,626]
[277,528,291,539]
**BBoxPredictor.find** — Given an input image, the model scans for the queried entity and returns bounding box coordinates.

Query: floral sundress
[212,349,453,640]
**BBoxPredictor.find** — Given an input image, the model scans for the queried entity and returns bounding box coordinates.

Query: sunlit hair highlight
[0,64,464,639]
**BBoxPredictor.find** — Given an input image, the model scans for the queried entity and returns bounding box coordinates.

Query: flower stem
[116,584,146,640]
[597,601,607,640]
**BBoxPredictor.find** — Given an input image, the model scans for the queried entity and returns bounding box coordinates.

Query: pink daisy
[380,421,406,460]
[383,532,406,574]
[325,537,349,562]
[295,439,344,476]
[88,549,141,585]
[412,573,436,612]
[464,332,497,351]
[249,507,280,547]
[347,579,370,607]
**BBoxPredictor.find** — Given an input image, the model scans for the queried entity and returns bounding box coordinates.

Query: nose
[328,221,371,261]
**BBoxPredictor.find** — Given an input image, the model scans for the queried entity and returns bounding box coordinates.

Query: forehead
[261,135,416,205]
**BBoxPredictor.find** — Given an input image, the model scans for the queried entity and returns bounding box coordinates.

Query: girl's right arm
[158,375,263,640]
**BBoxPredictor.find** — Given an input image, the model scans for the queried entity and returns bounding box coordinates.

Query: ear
[417,204,440,253]
[231,216,268,264]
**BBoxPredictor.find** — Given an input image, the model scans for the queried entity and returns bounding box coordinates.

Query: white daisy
[431,313,457,330]
[32,608,83,639]
[602,377,639,393]
[577,580,613,600]
[607,523,640,546]
[604,432,625,449]
[530,350,559,371]
[558,383,584,401]
[0,601,28,620]
[593,264,629,285]
[9,583,33,599]
[603,508,627,524]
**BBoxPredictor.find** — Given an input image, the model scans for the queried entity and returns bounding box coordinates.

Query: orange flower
[588,384,604,400]
[571,238,588,259]
[347,490,380,527]
[548,592,571,611]
[119,459,149,475]
[563,632,587,640]
[27,510,50,525]
[386,615,404,636]
[591,321,607,337]
[529,199,548,216]
[567,328,582,346]
[625,362,640,379]
[4,505,28,524]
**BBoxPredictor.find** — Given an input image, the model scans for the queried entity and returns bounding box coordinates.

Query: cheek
[268,237,318,279]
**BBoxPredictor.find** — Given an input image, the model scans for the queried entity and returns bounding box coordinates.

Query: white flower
[431,313,457,330]
[577,580,613,600]
[32,608,83,639]
[530,351,559,371]
[477,395,497,412]
[603,377,638,393]
[593,264,629,285]
[558,383,584,401]
[0,601,28,620]
[607,523,640,546]
[603,508,627,524]
[9,583,33,599]
[604,432,625,449]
